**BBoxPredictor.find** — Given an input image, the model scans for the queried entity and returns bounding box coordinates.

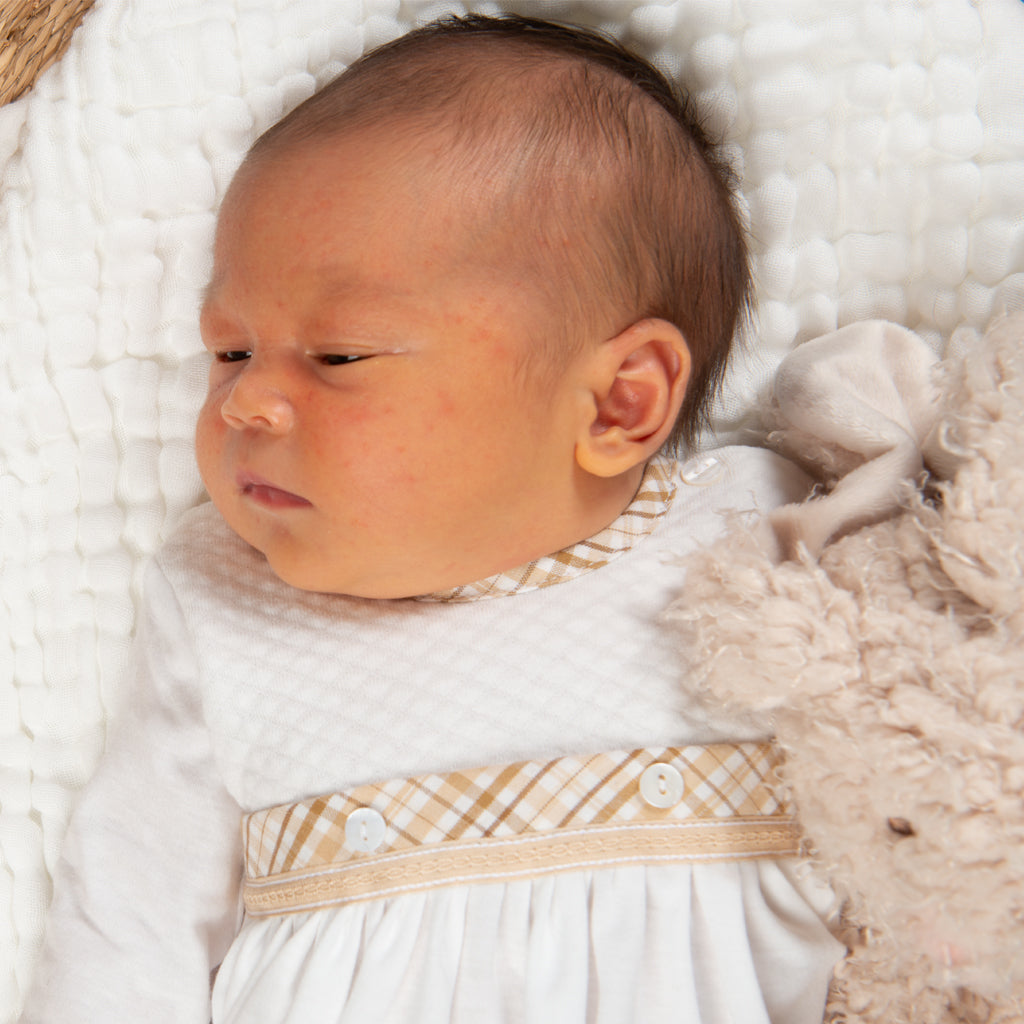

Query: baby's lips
[237,471,312,508]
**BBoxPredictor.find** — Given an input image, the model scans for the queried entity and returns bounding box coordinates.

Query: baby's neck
[411,461,648,597]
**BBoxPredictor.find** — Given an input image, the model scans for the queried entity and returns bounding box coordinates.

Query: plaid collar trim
[415,456,677,604]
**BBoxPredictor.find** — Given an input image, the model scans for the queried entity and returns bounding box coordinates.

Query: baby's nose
[220,365,295,434]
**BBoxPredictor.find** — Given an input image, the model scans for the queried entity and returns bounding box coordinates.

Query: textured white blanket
[2,0,1023,1018]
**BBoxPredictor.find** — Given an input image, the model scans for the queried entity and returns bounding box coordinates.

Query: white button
[345,808,386,853]
[680,454,723,486]
[640,763,685,808]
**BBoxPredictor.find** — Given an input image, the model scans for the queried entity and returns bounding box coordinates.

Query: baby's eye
[319,353,367,366]
[215,350,252,363]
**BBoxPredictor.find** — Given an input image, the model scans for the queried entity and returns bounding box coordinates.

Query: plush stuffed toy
[669,314,1024,1024]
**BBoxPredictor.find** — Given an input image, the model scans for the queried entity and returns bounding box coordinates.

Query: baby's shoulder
[666,445,811,513]
[593,446,812,577]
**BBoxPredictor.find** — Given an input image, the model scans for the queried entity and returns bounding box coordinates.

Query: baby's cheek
[194,404,227,481]
[314,400,399,458]
[195,398,219,443]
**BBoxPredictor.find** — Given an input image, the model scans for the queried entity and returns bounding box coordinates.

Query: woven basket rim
[0,0,96,107]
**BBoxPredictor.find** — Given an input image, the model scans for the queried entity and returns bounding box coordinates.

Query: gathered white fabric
[215,862,839,1024]
[18,447,842,1023]
[4,1,1024,1019]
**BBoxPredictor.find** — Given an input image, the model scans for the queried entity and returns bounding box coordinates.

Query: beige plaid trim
[415,456,676,603]
[243,742,800,917]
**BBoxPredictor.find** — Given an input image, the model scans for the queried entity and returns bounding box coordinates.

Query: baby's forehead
[214,130,549,293]
[230,105,558,259]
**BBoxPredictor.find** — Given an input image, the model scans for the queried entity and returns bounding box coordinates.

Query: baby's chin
[256,541,431,600]
[209,495,489,599]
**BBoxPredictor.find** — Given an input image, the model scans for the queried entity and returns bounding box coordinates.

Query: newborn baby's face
[196,131,586,598]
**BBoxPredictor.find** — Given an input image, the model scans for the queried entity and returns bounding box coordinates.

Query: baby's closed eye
[210,350,369,366]
[319,353,368,366]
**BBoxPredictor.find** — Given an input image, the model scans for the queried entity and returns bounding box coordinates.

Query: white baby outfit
[22,447,843,1024]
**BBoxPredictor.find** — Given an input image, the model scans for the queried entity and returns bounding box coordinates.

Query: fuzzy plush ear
[575,319,690,477]
[763,320,942,559]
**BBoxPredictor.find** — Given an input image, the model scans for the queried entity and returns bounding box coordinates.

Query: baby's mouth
[237,472,312,509]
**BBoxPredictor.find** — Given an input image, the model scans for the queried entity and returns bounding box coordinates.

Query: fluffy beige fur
[669,314,1024,1023]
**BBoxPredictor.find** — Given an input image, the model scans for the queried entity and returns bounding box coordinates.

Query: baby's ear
[575,319,690,477]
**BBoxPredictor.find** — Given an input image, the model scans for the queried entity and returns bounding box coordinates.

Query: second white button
[345,807,387,852]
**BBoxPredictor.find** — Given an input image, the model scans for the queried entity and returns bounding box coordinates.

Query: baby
[22,15,842,1024]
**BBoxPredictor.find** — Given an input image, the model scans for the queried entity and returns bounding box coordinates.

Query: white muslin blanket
[1,0,1023,1019]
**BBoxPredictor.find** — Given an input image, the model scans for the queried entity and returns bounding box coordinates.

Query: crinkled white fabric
[214,862,839,1024]
[4,0,1024,1020]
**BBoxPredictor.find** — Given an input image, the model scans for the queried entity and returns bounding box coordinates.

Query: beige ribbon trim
[244,816,801,917]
